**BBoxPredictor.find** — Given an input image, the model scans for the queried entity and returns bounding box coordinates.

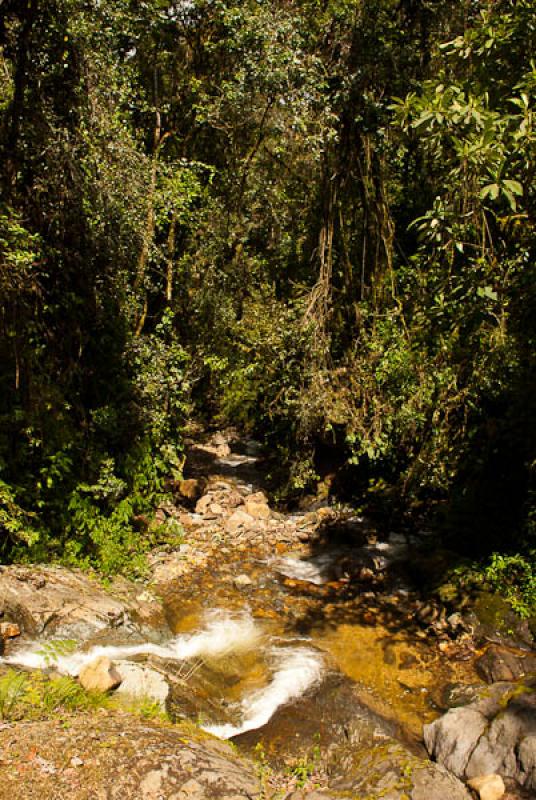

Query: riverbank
[0,432,534,799]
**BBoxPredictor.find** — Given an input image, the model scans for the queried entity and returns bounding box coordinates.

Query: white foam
[273,553,336,585]
[205,647,324,738]
[2,609,262,676]
[2,610,324,741]
[365,534,408,562]
[215,455,258,467]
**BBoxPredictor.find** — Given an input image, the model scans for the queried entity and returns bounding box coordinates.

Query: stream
[2,436,480,760]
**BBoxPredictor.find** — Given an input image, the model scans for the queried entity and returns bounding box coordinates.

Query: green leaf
[480,183,499,200]
[477,286,498,301]
[502,188,517,211]
[503,179,523,196]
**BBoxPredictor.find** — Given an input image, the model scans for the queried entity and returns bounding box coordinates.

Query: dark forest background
[0,0,534,606]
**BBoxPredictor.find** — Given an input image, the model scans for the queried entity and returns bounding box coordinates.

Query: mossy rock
[474,592,513,628]
[472,591,534,648]
[329,741,472,800]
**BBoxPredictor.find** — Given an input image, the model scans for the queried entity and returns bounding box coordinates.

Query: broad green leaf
[477,286,498,301]
[503,180,523,196]
[480,183,499,200]
[503,188,517,211]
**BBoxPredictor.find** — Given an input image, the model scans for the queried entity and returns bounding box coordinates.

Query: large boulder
[476,645,536,683]
[424,680,536,790]
[0,712,262,799]
[0,565,167,642]
[468,592,534,650]
[237,673,472,800]
[332,741,473,800]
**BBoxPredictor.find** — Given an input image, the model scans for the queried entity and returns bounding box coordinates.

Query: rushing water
[273,553,337,585]
[1,438,479,745]
[4,610,262,674]
[204,645,324,738]
[4,608,325,739]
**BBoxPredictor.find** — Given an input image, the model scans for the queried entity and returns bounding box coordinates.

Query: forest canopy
[0,0,534,592]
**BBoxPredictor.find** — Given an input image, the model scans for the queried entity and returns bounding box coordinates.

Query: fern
[36,639,77,667]
[40,674,107,712]
[0,670,110,720]
[0,670,28,719]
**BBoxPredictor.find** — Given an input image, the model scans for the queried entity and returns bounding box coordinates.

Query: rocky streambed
[0,432,534,799]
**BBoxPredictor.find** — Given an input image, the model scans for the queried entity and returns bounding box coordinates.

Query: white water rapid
[273,552,338,585]
[2,608,324,738]
[204,646,324,739]
[2,609,262,674]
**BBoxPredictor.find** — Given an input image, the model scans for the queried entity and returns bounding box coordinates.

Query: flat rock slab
[0,712,262,799]
[0,565,167,641]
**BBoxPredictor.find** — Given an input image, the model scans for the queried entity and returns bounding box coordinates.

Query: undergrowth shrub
[0,669,170,723]
[8,443,184,577]
[0,670,109,721]
[484,552,536,619]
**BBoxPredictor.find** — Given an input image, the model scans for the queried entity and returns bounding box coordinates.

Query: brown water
[162,539,478,740]
[5,438,478,754]
[150,439,481,745]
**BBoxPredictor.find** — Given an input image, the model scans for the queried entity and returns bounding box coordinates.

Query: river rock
[114,661,170,708]
[0,565,168,641]
[0,622,21,639]
[0,712,262,799]
[424,680,536,789]
[79,656,122,693]
[225,508,255,533]
[195,494,214,515]
[440,682,484,709]
[244,498,271,519]
[476,645,536,683]
[210,433,232,457]
[233,574,254,588]
[227,490,245,508]
[246,490,268,504]
[468,774,506,800]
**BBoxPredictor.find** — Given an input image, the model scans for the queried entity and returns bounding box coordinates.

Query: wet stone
[476,646,536,683]
[79,656,122,693]
[233,574,254,588]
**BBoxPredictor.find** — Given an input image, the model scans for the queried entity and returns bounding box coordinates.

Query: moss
[474,591,514,629]
[497,681,534,709]
[335,740,424,799]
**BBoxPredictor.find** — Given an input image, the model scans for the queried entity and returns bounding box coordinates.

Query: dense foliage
[0,0,534,582]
